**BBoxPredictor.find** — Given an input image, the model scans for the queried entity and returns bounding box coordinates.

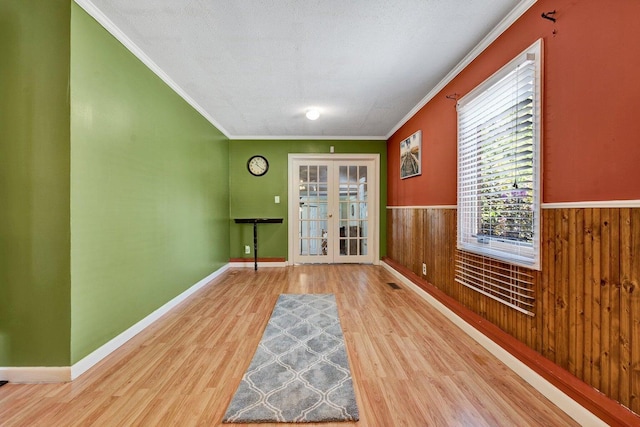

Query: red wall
[387,0,640,206]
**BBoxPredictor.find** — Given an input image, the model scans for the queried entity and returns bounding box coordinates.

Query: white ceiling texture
[76,0,534,139]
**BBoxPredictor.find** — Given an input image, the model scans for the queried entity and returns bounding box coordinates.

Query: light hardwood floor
[0,265,579,426]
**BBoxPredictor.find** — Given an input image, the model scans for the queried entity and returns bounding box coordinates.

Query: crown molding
[230,135,387,141]
[385,0,538,140]
[73,0,232,139]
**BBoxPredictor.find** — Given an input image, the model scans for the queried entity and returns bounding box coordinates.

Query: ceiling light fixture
[305,109,320,120]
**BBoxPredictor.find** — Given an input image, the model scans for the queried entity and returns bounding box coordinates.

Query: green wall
[70,4,230,363]
[0,2,386,369]
[0,0,72,366]
[229,140,387,260]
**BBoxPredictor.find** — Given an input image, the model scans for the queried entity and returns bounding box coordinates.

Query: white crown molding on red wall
[385,0,538,140]
[73,0,232,139]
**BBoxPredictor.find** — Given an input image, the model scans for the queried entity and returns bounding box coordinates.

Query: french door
[289,154,378,264]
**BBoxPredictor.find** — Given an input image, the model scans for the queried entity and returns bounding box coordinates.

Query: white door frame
[288,153,380,265]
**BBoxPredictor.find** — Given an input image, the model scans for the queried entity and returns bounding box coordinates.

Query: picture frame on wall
[400,130,421,179]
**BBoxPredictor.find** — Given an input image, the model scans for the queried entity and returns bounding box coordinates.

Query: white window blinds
[457,40,542,270]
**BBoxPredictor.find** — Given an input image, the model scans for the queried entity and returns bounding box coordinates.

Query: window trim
[456,39,543,270]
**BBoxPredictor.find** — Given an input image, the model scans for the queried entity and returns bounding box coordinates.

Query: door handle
[329,214,333,218]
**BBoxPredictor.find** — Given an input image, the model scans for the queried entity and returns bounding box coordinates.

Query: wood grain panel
[386,206,640,416]
[631,208,640,413]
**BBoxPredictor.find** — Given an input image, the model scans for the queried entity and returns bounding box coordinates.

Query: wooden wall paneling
[427,209,436,286]
[387,210,391,259]
[407,209,414,269]
[442,210,452,289]
[545,210,557,362]
[432,209,452,294]
[398,209,411,269]
[387,210,393,260]
[487,258,496,325]
[430,208,438,285]
[630,208,640,415]
[601,208,612,397]
[432,210,440,287]
[404,209,416,273]
[530,269,542,350]
[448,209,457,291]
[620,208,631,408]
[540,210,550,355]
[395,209,401,264]
[583,208,594,385]
[610,209,621,403]
[592,208,602,391]
[567,209,577,376]
[386,206,640,416]
[488,259,496,326]
[412,209,424,278]
[407,209,424,277]
[401,209,408,266]
[556,209,570,369]
[420,210,428,281]
[393,208,402,267]
[424,210,434,287]
[427,209,438,288]
[397,209,403,264]
[576,208,585,379]
[399,209,411,269]
[432,210,440,286]
[405,209,416,275]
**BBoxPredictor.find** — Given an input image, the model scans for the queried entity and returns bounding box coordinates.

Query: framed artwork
[400,130,421,179]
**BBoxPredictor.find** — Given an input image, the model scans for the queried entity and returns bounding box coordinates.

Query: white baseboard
[71,264,230,380]
[380,261,606,427]
[0,264,229,384]
[0,367,71,383]
[229,261,288,268]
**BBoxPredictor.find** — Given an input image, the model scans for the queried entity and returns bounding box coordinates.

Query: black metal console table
[234,218,284,270]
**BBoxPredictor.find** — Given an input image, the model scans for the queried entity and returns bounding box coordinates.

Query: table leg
[253,222,258,271]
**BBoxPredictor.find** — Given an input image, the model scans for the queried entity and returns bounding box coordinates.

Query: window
[457,40,542,270]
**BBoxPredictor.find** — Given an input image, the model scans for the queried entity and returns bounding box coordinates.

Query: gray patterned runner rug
[222,294,359,423]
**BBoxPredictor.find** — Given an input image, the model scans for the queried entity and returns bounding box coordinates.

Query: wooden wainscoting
[386,206,640,416]
[387,207,456,290]
[541,207,640,413]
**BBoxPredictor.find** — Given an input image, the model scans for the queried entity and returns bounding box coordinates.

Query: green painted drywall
[229,140,387,260]
[70,4,229,363]
[0,0,72,366]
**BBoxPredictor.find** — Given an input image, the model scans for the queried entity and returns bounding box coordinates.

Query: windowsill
[458,237,539,270]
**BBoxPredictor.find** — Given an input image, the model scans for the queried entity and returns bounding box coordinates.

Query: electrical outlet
[245,245,251,254]
[422,263,427,275]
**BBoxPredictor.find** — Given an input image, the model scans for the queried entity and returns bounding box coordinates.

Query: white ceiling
[77,0,532,139]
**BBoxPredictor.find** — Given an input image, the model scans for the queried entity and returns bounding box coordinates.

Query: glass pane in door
[298,165,328,257]
[338,165,368,257]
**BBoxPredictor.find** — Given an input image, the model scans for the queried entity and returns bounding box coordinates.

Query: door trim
[288,153,380,265]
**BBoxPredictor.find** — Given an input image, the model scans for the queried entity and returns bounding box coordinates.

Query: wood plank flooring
[0,265,579,426]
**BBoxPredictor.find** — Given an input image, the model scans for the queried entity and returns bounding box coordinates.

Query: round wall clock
[247,155,269,176]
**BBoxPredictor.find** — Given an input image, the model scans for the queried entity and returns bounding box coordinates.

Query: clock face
[247,155,269,176]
